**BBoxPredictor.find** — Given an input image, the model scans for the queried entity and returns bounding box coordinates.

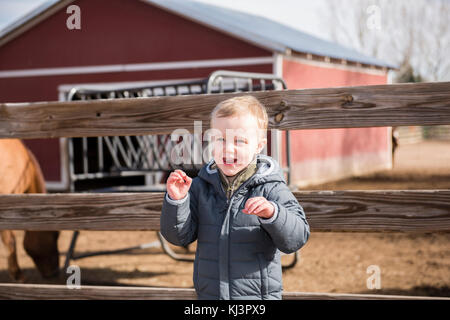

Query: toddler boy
[161,95,310,300]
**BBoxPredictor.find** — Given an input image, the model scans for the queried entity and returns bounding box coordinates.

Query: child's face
[210,114,267,176]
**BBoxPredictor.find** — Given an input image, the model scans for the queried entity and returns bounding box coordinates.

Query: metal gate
[63,70,297,272]
[65,71,288,192]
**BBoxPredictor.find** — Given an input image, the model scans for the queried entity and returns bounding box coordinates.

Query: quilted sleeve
[160,178,199,247]
[259,182,310,254]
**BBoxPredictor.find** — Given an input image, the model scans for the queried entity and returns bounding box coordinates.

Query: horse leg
[22,150,60,279]
[22,168,60,278]
[0,230,25,282]
[24,231,60,279]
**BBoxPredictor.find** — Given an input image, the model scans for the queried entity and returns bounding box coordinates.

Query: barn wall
[0,0,271,71]
[281,55,390,188]
[0,0,273,189]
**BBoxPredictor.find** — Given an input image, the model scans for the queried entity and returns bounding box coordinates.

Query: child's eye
[235,138,247,144]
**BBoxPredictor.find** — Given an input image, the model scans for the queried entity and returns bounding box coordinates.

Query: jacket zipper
[224,196,233,299]
[226,178,252,203]
[223,179,252,299]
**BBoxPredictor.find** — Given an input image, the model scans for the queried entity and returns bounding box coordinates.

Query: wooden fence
[1,81,450,300]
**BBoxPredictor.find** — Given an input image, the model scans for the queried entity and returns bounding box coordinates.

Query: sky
[193,0,330,40]
[0,0,47,30]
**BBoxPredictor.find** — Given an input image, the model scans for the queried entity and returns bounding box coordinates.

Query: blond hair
[210,95,268,135]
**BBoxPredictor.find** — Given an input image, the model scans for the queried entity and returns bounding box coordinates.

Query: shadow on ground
[0,267,170,287]
[356,285,450,297]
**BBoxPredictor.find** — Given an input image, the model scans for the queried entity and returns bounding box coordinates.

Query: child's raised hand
[166,169,192,200]
[242,196,275,219]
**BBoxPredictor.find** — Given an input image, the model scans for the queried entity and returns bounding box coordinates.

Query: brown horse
[0,139,60,281]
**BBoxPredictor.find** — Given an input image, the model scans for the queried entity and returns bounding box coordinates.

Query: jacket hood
[197,154,286,197]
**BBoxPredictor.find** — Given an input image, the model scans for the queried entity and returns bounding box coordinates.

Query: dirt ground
[1,139,449,297]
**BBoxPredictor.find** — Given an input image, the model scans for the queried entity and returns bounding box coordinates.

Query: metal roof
[145,0,396,69]
[0,0,396,69]
[0,0,60,38]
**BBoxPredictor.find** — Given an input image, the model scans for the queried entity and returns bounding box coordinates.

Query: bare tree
[321,0,450,82]
[417,1,450,81]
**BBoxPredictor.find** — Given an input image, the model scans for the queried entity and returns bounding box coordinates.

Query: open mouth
[223,157,238,165]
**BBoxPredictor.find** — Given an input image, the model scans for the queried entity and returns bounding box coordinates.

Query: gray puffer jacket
[160,154,310,300]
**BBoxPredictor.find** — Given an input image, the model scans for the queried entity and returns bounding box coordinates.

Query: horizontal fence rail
[0,283,448,300]
[1,81,450,139]
[0,190,449,232]
[1,81,450,300]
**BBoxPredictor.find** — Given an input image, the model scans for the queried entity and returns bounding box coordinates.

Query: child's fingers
[242,203,268,215]
[245,197,266,214]
[168,171,183,182]
[243,197,258,208]
[184,175,193,187]
[169,171,181,179]
[244,198,261,213]
[168,171,193,188]
[247,201,264,214]
[175,169,187,179]
[175,169,192,183]
[250,203,267,214]
[174,171,188,180]
[253,202,272,215]
[168,172,186,185]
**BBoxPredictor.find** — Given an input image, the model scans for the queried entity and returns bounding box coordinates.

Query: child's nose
[223,141,235,153]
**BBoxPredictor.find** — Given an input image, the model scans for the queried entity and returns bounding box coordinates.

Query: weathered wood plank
[1,82,449,139]
[297,189,450,232]
[0,190,449,232]
[0,283,196,300]
[0,283,447,300]
[282,291,450,300]
[0,193,163,231]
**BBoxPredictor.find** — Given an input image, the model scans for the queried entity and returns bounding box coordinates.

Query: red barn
[0,0,395,191]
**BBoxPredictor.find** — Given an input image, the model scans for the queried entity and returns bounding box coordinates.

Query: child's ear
[257,138,267,153]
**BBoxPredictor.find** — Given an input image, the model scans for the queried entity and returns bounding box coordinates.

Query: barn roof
[0,0,396,69]
[146,0,396,69]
